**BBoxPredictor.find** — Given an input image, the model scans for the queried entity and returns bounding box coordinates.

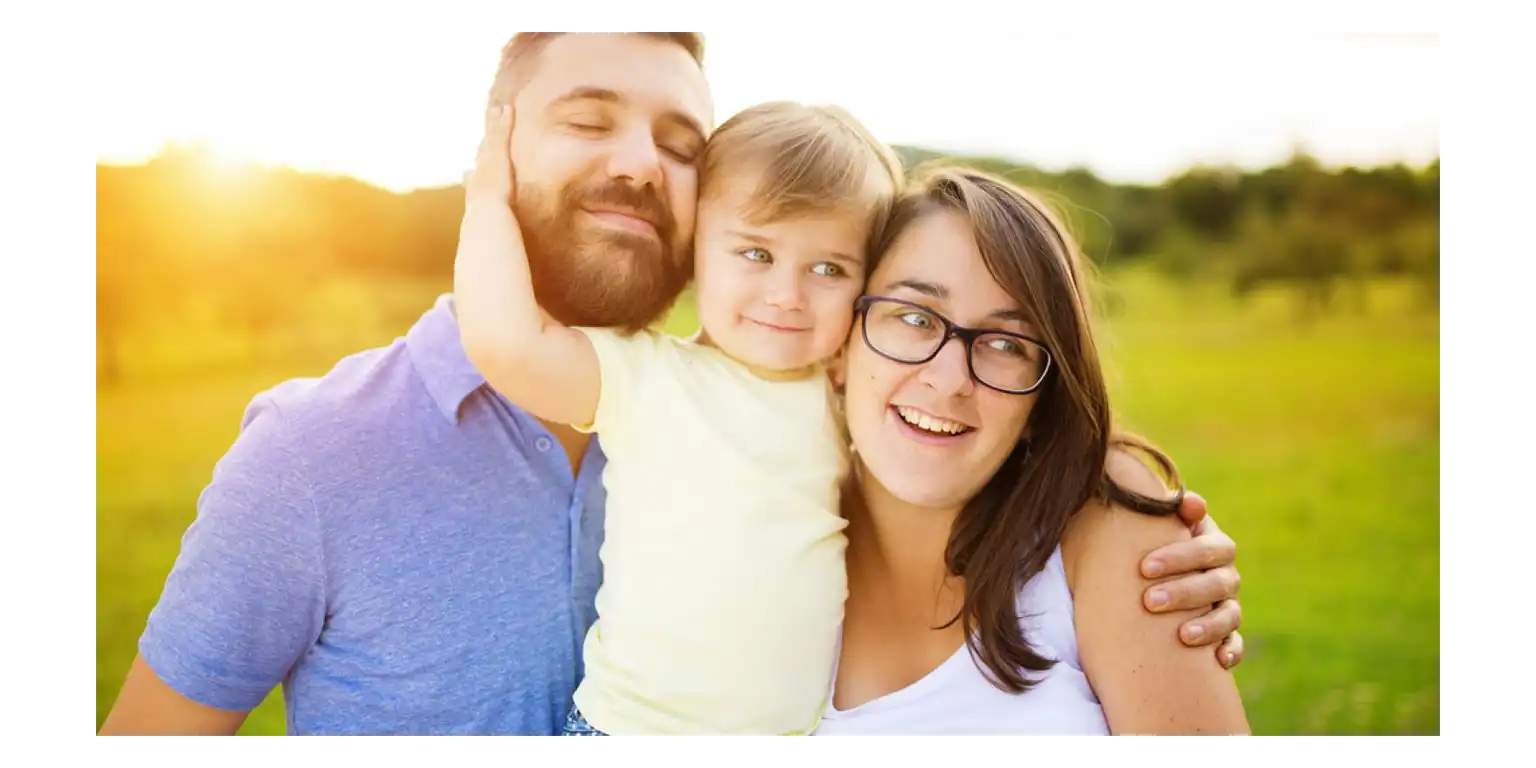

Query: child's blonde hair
[700,101,905,263]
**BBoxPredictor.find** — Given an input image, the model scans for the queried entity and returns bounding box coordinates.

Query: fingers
[1141,525,1236,579]
[1144,564,1241,615]
[1199,508,1224,537]
[1218,629,1246,669]
[1172,597,1242,649]
[1174,488,1208,531]
[467,103,516,202]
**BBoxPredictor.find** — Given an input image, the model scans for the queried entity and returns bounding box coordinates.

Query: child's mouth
[747,318,811,333]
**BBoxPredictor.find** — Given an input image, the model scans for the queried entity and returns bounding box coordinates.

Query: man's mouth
[584,207,659,237]
[892,405,973,437]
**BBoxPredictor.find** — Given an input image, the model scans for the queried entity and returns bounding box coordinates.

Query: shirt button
[535,436,552,452]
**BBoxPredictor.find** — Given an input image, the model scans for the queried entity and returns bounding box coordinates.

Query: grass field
[96,268,1439,735]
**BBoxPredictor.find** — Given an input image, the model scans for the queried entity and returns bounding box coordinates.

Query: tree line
[96,142,1439,382]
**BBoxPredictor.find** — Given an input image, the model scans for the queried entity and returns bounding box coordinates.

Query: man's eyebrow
[550,86,705,143]
[549,86,621,107]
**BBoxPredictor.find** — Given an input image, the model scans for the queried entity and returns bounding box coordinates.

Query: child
[453,100,903,734]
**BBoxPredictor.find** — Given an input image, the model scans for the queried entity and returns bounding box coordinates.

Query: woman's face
[842,209,1041,510]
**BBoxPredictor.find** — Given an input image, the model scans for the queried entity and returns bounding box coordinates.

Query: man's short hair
[487,32,705,106]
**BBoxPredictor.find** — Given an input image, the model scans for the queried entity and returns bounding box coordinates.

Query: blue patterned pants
[561,706,609,736]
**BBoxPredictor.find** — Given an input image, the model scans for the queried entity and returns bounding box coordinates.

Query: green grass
[96,270,1438,734]
[1096,270,1439,734]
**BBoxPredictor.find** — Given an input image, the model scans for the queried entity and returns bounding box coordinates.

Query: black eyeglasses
[853,295,1052,395]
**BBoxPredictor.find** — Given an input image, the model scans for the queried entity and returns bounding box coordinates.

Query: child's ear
[827,348,847,394]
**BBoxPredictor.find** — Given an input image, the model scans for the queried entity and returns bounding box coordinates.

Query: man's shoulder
[237,338,428,449]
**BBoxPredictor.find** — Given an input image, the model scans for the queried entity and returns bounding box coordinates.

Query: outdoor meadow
[96,145,1439,735]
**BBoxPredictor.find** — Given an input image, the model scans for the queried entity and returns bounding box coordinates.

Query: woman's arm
[1063,451,1251,735]
[453,103,599,428]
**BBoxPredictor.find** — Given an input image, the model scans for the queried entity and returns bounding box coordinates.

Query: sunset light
[93,18,1444,739]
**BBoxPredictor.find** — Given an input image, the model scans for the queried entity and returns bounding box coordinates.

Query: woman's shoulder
[1061,448,1189,585]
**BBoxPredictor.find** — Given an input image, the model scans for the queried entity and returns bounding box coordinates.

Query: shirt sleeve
[137,391,327,712]
[568,326,666,441]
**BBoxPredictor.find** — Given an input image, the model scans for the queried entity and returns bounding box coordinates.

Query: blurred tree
[1165,165,1243,241]
[96,144,1440,379]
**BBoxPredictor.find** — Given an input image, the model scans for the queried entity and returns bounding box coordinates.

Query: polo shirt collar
[405,293,487,424]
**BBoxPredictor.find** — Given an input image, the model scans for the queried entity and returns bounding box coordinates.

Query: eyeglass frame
[852,295,1053,396]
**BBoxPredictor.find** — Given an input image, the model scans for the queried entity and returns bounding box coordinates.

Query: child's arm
[453,103,599,428]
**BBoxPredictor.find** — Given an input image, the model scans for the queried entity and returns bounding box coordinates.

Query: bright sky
[94,11,1438,193]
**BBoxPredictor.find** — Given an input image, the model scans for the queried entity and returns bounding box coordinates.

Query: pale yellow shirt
[568,326,850,734]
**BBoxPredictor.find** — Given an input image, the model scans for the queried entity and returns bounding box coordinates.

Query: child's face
[693,179,871,373]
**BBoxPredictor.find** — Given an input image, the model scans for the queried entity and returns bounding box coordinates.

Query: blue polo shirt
[138,294,608,734]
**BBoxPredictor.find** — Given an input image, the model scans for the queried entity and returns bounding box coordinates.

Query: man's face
[509,34,714,331]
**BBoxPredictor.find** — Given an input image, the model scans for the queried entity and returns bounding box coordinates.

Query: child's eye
[811,262,844,278]
[739,247,772,263]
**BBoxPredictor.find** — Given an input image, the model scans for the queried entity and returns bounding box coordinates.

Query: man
[99,32,1244,736]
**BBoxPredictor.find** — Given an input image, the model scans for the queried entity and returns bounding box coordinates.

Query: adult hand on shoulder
[1140,490,1245,670]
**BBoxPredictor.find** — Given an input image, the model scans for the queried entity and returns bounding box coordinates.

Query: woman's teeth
[897,406,970,436]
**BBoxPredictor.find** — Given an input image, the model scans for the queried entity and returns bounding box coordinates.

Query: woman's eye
[988,337,1022,356]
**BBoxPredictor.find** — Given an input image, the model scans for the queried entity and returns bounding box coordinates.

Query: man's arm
[98,392,326,734]
[453,103,600,428]
[99,655,249,735]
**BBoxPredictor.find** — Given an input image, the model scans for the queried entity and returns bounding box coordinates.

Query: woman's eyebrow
[884,278,946,299]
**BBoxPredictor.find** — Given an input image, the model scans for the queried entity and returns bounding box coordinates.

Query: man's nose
[605,127,664,189]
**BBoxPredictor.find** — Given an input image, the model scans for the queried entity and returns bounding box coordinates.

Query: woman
[817,164,1250,734]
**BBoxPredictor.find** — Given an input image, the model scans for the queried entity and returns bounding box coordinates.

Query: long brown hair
[871,163,1184,693]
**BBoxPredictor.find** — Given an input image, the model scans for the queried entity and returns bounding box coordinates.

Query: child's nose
[763,272,807,311]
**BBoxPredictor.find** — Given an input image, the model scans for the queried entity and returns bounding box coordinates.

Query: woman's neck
[844,462,964,596]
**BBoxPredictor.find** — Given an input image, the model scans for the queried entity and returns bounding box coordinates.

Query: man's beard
[514,177,692,333]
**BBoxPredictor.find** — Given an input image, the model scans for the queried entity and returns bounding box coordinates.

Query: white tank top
[813,546,1110,735]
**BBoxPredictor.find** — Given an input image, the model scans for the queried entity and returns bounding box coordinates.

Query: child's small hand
[464,103,519,213]
[457,103,527,273]
[451,101,602,431]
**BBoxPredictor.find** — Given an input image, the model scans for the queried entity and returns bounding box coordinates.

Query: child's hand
[455,103,530,309]
[451,101,602,430]
[462,103,523,229]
